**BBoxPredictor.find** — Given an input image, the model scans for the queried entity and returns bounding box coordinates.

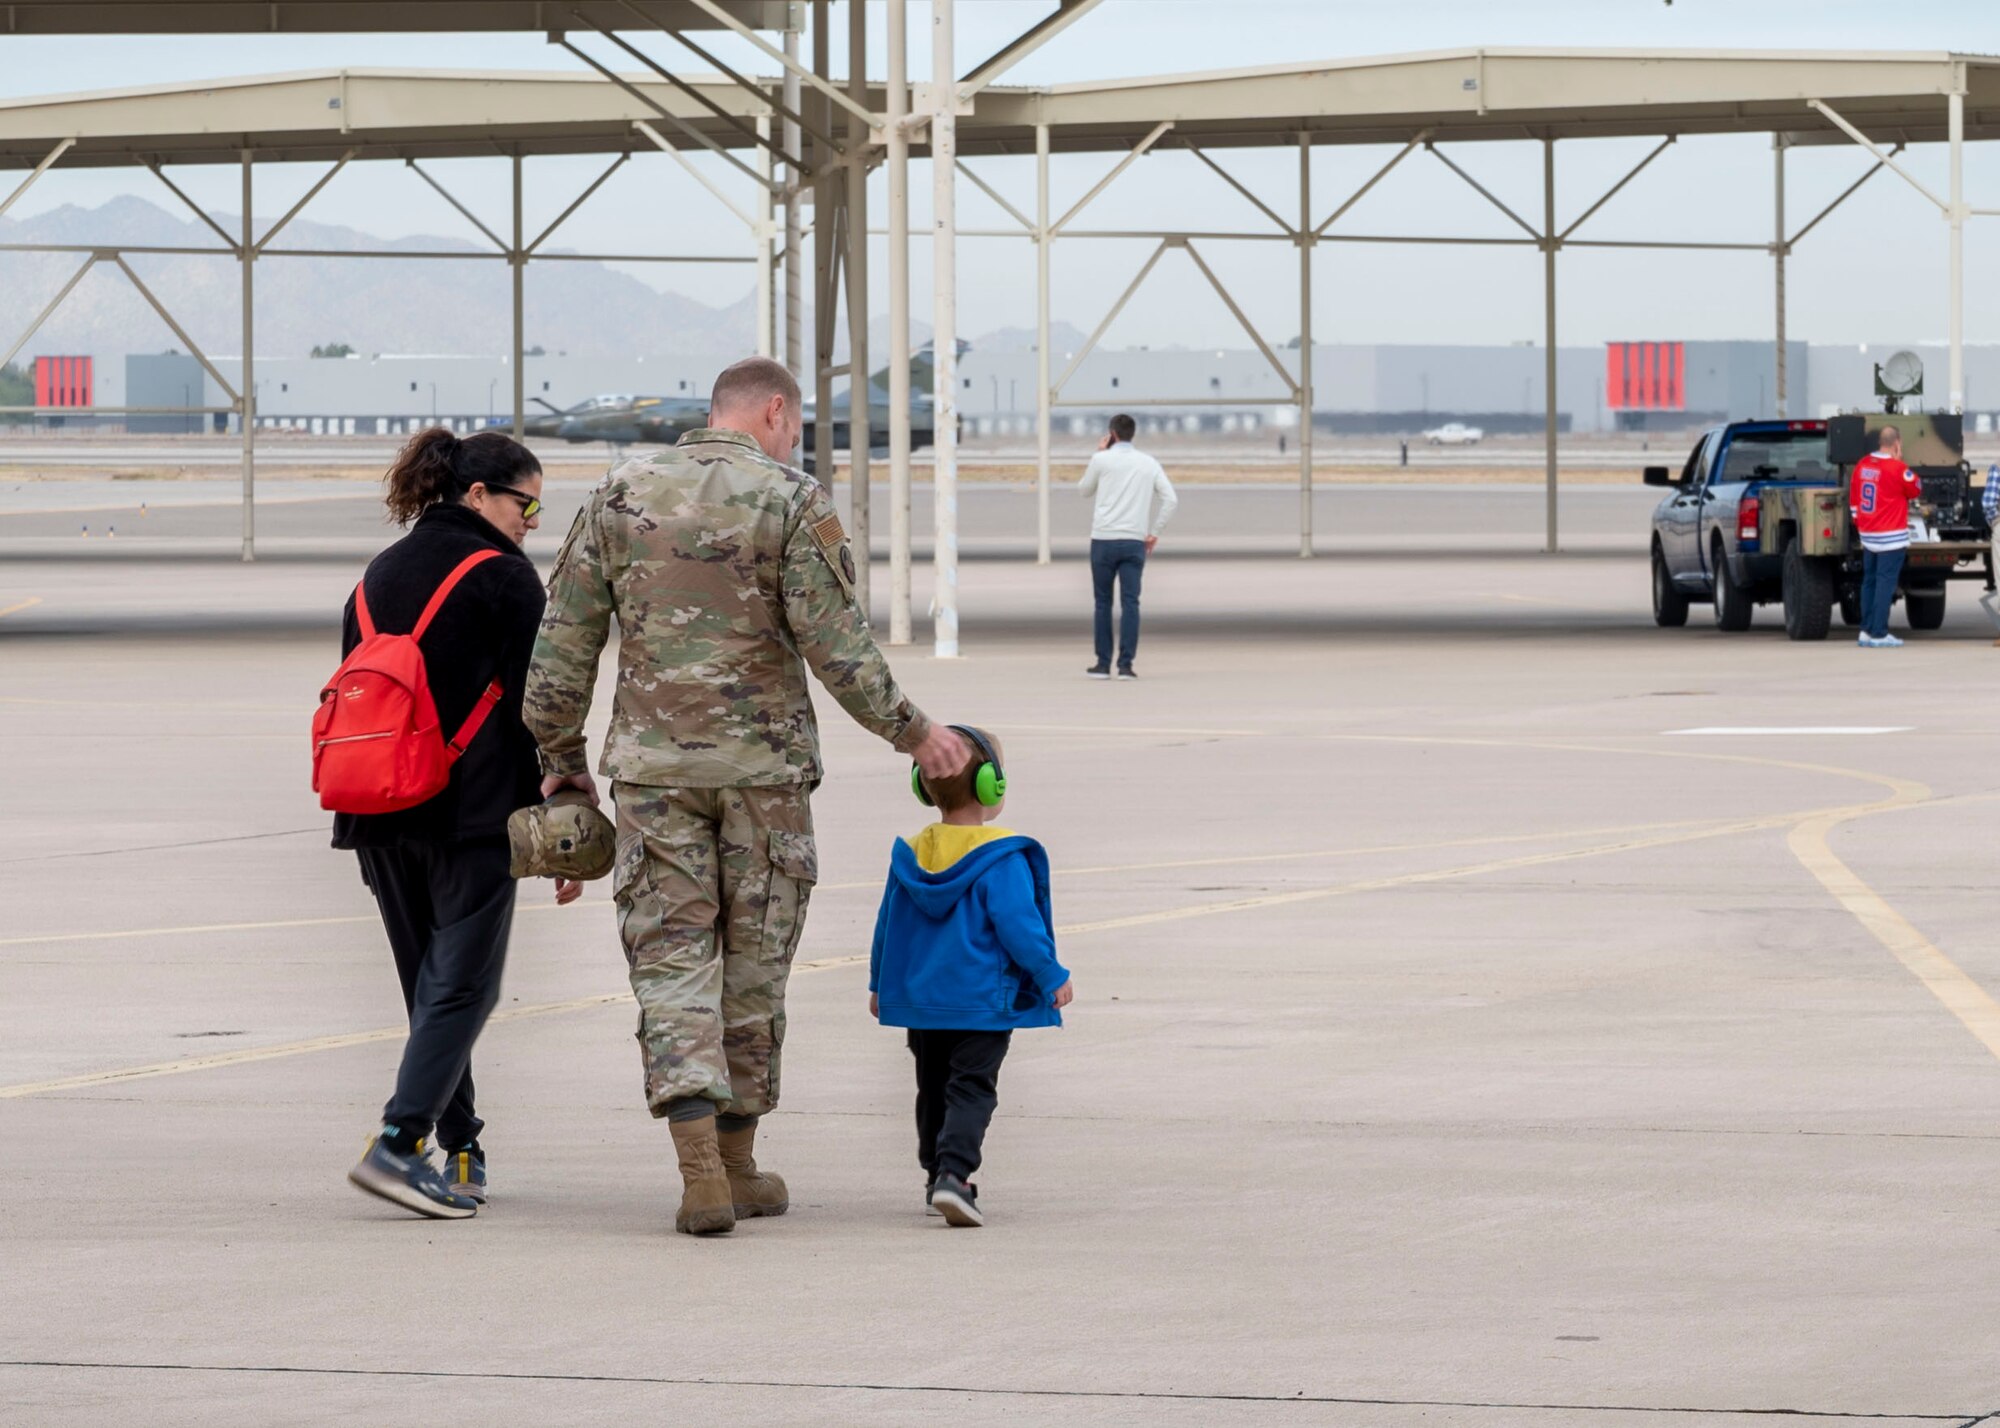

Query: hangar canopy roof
[0,2,787,35]
[0,48,1994,169]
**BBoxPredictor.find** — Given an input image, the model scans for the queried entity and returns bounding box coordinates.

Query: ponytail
[383,427,462,525]
[382,426,542,526]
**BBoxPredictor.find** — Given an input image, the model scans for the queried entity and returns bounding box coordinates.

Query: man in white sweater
[1078,414,1178,679]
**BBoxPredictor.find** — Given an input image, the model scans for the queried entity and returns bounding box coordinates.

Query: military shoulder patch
[807,507,857,603]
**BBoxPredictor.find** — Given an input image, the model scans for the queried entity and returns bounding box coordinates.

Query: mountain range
[0,196,1093,365]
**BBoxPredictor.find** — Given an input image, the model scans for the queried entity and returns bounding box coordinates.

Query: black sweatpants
[907,1028,1011,1183]
[356,838,516,1152]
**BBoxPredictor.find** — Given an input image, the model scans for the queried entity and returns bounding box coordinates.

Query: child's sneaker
[924,1178,943,1216]
[930,1173,983,1227]
[442,1148,488,1204]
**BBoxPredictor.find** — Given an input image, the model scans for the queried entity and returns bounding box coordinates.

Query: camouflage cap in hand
[507,790,616,881]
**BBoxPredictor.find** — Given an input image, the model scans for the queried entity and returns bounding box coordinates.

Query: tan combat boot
[668,1118,736,1236]
[717,1125,789,1219]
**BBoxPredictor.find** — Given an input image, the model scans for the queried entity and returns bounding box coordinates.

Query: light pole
[429,382,438,423]
[488,378,497,421]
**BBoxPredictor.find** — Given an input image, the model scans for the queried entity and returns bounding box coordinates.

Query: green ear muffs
[910,724,1007,808]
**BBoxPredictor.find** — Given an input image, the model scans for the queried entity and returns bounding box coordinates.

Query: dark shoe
[1116,666,1138,681]
[442,1147,487,1205]
[348,1134,477,1220]
[1085,664,1111,679]
[930,1173,983,1227]
[925,1177,942,1217]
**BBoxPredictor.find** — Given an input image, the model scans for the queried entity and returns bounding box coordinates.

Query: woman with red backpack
[324,427,569,1219]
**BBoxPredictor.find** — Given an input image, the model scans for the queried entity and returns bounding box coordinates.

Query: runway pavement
[5,546,2000,1425]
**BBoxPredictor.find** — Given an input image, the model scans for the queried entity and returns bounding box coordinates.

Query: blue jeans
[1860,546,1907,639]
[1091,539,1146,669]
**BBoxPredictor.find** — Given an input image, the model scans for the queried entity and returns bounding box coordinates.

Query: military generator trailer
[1645,413,1990,640]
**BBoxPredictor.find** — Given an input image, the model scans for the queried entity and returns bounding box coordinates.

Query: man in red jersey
[1849,425,1922,648]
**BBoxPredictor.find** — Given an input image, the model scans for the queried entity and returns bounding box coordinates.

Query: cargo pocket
[611,832,654,973]
[759,828,817,1108]
[760,829,818,967]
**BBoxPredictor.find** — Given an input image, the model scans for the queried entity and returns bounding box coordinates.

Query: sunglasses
[483,483,542,520]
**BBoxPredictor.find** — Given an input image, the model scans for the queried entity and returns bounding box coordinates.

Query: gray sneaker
[930,1173,983,1227]
[348,1134,477,1219]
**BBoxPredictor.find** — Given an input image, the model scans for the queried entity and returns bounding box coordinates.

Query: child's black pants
[907,1028,1011,1182]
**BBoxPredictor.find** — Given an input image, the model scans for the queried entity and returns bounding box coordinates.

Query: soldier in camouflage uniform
[523,355,970,1236]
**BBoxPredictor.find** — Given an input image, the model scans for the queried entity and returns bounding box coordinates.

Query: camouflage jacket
[525,427,932,788]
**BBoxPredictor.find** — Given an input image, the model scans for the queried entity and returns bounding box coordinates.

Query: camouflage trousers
[610,781,818,1118]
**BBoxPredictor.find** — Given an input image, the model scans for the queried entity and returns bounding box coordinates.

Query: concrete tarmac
[5,543,2000,1425]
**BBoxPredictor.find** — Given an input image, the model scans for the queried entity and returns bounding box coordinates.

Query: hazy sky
[0,0,1995,352]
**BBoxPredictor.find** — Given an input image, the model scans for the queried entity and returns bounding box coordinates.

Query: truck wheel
[1905,585,1947,631]
[1781,542,1833,641]
[1652,545,1689,627]
[1711,542,1753,631]
[1839,590,1862,628]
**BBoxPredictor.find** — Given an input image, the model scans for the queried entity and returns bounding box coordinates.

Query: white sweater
[1078,442,1179,541]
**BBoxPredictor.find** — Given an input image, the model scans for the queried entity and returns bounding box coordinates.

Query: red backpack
[312,549,506,815]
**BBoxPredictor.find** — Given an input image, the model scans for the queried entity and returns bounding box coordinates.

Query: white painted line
[1664,726,1913,737]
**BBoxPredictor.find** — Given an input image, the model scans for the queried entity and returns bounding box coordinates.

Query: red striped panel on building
[33,355,93,408]
[1605,341,1685,411]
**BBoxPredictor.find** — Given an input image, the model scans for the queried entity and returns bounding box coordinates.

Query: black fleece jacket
[330,502,547,849]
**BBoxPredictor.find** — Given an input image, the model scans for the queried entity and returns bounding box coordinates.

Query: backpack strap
[411,548,505,640]
[353,580,376,640]
[445,680,505,763]
[430,549,509,760]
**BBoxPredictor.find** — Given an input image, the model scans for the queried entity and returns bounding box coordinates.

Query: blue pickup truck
[1646,414,1985,640]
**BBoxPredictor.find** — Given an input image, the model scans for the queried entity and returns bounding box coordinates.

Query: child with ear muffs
[867,725,1074,1228]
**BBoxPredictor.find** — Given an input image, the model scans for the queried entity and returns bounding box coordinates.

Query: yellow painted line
[0,911,381,949]
[0,736,1955,1096]
[1004,722,1268,739]
[0,695,293,712]
[1057,817,1720,880]
[0,954,866,1101]
[0,818,1727,949]
[0,812,1800,1104]
[1787,804,2000,1062]
[0,597,43,619]
[1058,811,1812,937]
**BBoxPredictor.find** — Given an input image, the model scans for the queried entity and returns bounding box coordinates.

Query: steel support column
[1773,136,1787,419]
[1949,86,1966,413]
[1036,121,1052,566]
[812,1,836,491]
[1542,136,1558,554]
[931,0,960,657]
[1298,130,1313,558]
[846,0,872,617]
[511,150,525,437]
[756,114,775,358]
[783,28,803,384]
[240,149,256,562]
[886,0,912,644]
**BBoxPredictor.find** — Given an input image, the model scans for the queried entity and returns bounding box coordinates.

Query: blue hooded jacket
[869,831,1069,1031]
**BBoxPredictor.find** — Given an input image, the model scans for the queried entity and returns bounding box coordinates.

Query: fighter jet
[526,343,950,458]
[523,392,708,446]
[798,341,952,471]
